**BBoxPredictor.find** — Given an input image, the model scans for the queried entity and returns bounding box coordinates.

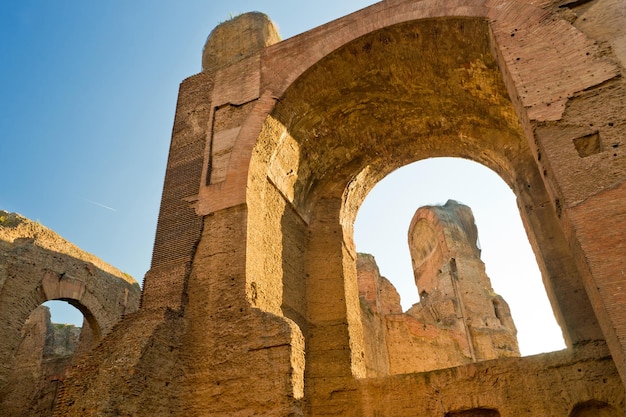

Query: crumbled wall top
[0,210,137,285]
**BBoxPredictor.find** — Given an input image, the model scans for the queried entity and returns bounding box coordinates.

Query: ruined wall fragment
[0,211,141,416]
[358,201,519,376]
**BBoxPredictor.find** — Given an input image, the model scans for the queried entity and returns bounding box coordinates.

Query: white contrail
[84,198,117,212]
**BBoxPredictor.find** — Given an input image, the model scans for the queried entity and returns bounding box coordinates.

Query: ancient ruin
[1,0,625,415]
[358,200,519,377]
[0,211,141,416]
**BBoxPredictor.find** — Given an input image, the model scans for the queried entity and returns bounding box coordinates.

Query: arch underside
[270,18,524,213]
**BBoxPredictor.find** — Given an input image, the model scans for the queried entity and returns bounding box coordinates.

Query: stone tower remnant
[407,200,518,362]
[357,200,519,376]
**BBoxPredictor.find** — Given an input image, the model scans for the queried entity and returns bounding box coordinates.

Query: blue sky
[1,1,564,355]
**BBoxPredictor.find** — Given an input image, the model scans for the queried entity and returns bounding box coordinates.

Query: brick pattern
[150,72,216,269]
[142,74,214,312]
[566,182,626,380]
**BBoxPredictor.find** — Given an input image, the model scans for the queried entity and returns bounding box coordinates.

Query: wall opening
[256,14,606,404]
[573,131,602,158]
[354,157,566,357]
[44,299,85,328]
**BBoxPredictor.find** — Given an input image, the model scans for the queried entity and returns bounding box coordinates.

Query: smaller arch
[40,271,103,339]
[48,297,101,345]
[0,211,141,412]
[446,408,500,417]
[570,400,622,417]
[3,302,90,416]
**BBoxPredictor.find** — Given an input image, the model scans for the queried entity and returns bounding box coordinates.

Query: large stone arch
[0,212,141,404]
[189,0,625,374]
[239,10,622,412]
[55,1,625,416]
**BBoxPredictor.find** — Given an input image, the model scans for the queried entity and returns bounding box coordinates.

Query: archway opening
[250,13,606,405]
[446,409,501,417]
[40,299,91,360]
[354,157,566,357]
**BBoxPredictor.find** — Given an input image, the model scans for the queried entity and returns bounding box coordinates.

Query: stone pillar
[408,200,519,361]
[305,197,365,416]
[181,205,304,416]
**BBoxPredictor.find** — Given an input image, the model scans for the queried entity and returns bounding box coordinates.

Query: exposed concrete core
[47,1,626,415]
[407,201,518,360]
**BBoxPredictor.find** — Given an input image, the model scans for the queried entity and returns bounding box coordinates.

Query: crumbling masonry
[357,200,519,378]
[10,0,626,415]
[0,211,141,416]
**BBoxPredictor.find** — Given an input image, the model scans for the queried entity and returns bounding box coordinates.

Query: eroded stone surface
[2,306,86,417]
